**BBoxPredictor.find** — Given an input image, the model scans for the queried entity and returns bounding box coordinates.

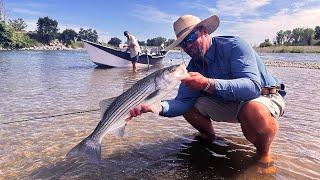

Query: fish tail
[67,135,101,164]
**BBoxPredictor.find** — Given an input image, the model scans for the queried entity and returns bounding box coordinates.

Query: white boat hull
[84,42,131,67]
[82,40,166,68]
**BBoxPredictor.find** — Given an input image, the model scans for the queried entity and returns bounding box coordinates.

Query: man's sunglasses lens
[179,32,198,48]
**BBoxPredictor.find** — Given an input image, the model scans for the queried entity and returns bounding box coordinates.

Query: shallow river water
[0,50,319,179]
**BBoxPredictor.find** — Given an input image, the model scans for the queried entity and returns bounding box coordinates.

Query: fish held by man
[67,63,189,163]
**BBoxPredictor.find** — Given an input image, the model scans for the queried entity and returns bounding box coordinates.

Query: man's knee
[183,107,200,120]
[238,101,278,134]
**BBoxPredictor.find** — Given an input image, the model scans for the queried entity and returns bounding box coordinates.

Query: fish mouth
[176,63,189,78]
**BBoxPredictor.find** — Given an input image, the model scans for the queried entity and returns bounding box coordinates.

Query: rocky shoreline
[0,45,84,51]
[0,41,84,51]
[0,47,82,51]
[265,60,320,69]
[254,46,320,53]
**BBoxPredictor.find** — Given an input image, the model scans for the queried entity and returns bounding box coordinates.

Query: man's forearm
[203,78,216,94]
[209,78,261,101]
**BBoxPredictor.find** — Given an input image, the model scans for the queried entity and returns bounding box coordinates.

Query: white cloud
[178,1,218,14]
[24,19,37,32]
[25,2,49,8]
[223,7,320,45]
[132,5,178,24]
[11,7,44,15]
[216,0,271,17]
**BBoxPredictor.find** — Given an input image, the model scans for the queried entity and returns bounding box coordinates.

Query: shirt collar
[204,37,215,62]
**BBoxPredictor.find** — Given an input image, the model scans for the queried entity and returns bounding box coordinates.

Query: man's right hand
[126,102,163,122]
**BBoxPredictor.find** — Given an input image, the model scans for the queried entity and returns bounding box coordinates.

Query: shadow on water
[93,65,114,69]
[176,136,257,179]
[31,134,275,179]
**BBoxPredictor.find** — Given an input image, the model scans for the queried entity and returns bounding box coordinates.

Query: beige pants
[194,93,285,123]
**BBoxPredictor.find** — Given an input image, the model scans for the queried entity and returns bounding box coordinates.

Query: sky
[3,0,320,46]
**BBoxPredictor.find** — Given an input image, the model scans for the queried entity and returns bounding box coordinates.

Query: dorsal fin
[99,97,117,117]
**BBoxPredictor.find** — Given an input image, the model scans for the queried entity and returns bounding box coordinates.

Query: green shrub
[0,21,14,48]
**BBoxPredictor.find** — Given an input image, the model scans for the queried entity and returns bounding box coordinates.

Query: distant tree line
[1,16,174,50]
[0,16,99,49]
[260,26,320,47]
[107,36,175,48]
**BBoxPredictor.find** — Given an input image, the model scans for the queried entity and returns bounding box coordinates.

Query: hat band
[176,25,194,39]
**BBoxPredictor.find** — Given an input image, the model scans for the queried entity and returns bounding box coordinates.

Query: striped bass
[67,63,189,163]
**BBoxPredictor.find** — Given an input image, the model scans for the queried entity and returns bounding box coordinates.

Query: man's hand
[181,72,208,91]
[126,102,162,122]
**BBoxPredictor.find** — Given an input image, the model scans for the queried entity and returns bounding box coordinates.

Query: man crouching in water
[127,15,286,165]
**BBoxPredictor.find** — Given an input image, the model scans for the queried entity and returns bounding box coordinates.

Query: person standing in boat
[123,31,142,72]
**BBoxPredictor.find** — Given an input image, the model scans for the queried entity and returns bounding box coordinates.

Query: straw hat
[164,14,220,51]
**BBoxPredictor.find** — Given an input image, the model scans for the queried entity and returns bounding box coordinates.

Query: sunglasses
[179,31,199,48]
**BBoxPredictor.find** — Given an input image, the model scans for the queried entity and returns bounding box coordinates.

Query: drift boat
[82,40,166,68]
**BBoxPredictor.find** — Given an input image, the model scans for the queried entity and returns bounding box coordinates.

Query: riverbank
[254,46,320,53]
[264,60,320,69]
[0,41,84,51]
[0,46,83,51]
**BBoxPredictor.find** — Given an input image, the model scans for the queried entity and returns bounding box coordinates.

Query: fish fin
[144,90,160,101]
[67,136,101,164]
[111,124,126,137]
[99,97,117,117]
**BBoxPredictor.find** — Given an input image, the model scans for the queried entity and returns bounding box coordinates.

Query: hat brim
[164,15,220,52]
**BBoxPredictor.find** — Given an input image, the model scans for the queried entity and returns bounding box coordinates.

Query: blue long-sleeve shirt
[161,36,280,117]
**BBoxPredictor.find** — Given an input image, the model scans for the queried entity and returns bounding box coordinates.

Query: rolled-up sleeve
[161,83,201,117]
[160,62,202,117]
[214,38,261,101]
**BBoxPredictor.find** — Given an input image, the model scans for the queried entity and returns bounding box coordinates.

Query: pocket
[273,94,285,117]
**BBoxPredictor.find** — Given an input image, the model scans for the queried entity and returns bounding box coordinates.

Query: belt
[261,85,283,95]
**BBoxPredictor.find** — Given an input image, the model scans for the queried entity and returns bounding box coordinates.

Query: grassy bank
[254,46,320,53]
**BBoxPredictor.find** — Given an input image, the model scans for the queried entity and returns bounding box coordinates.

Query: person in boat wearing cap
[128,15,286,163]
[123,31,142,72]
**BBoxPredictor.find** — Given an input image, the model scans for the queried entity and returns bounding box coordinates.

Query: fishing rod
[1,108,100,125]
[180,48,186,65]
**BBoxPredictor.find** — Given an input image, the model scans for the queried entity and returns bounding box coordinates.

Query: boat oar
[146,53,150,70]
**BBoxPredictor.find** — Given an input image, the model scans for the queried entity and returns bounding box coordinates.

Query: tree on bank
[259,39,272,47]
[78,28,98,42]
[36,16,58,44]
[283,30,292,45]
[276,30,284,45]
[8,18,27,31]
[146,37,166,46]
[59,29,78,46]
[315,26,320,40]
[302,28,314,45]
[107,37,121,47]
[165,39,175,47]
[0,21,13,47]
[138,41,146,46]
[274,27,319,46]
[0,20,35,49]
